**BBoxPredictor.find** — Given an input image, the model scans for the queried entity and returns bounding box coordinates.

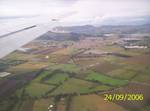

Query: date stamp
[104,94,144,101]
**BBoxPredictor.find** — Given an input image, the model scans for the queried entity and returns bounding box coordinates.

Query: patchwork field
[24,82,54,98]
[49,78,97,96]
[85,71,128,86]
[0,31,150,111]
[33,98,54,111]
[69,94,128,111]
[44,73,69,85]
[104,83,150,111]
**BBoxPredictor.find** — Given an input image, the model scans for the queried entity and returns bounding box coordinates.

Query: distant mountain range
[38,24,150,41]
[97,15,150,26]
[53,24,150,35]
[37,31,87,41]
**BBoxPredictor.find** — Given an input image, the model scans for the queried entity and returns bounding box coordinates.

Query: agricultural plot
[4,51,37,61]
[125,55,150,66]
[105,83,150,111]
[90,61,121,73]
[44,73,69,85]
[69,94,128,111]
[85,71,128,86]
[48,63,80,73]
[52,47,74,55]
[90,85,112,91]
[108,64,150,81]
[13,100,34,111]
[73,57,105,68]
[33,98,54,111]
[15,88,24,98]
[25,82,54,98]
[0,98,17,111]
[45,54,71,63]
[32,70,53,82]
[108,68,138,80]
[0,28,150,111]
[132,73,150,84]
[49,78,97,96]
[56,100,66,111]
[0,59,26,71]
[55,97,70,111]
[6,62,48,74]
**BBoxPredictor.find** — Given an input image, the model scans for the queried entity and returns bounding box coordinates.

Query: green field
[48,63,80,73]
[89,85,112,91]
[49,78,96,95]
[108,68,137,80]
[132,73,150,84]
[44,73,69,85]
[33,70,52,82]
[85,71,128,86]
[1,30,150,111]
[25,82,54,98]
[69,95,127,111]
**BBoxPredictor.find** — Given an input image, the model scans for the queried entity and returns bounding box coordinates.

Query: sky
[0,0,150,26]
[0,0,150,58]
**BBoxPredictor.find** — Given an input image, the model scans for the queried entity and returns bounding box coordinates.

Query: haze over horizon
[0,0,150,26]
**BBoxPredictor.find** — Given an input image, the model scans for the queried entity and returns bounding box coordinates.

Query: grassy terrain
[12,100,34,111]
[108,64,150,81]
[44,73,69,85]
[0,59,26,71]
[32,70,52,82]
[85,71,128,86]
[7,62,48,74]
[49,78,97,95]
[132,74,150,84]
[4,51,37,61]
[15,88,24,98]
[33,98,54,111]
[48,63,80,73]
[1,34,150,111]
[25,82,54,98]
[108,68,137,80]
[90,85,112,91]
[0,98,17,111]
[91,61,120,73]
[69,94,128,111]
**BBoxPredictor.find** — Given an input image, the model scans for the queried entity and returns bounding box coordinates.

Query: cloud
[0,0,150,25]
[60,0,150,25]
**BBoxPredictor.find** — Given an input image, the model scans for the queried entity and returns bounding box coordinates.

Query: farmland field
[33,98,54,111]
[85,71,128,86]
[44,73,69,85]
[25,82,55,98]
[0,24,150,111]
[49,78,97,95]
[69,94,128,111]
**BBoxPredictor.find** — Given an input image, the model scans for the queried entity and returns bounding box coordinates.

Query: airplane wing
[0,12,76,58]
[0,24,51,58]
